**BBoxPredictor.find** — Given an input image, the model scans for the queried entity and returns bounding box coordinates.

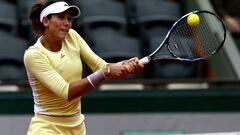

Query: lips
[60,29,69,33]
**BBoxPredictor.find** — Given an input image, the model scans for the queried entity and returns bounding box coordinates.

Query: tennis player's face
[45,11,72,40]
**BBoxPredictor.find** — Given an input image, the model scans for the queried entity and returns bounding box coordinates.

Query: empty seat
[151,59,198,79]
[78,0,127,24]
[17,0,37,45]
[76,0,128,38]
[0,31,27,61]
[0,64,27,82]
[93,32,142,62]
[145,36,198,79]
[17,0,35,28]
[93,32,144,79]
[0,1,18,36]
[133,0,181,52]
[133,0,181,23]
[0,31,28,81]
[139,24,170,55]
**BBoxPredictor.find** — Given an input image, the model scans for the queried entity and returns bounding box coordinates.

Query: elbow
[67,79,94,101]
[67,79,93,101]
[67,94,75,101]
[67,84,80,101]
[67,88,77,101]
[67,84,76,101]
[63,84,75,101]
[67,96,72,101]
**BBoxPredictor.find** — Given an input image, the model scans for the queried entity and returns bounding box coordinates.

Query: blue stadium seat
[133,0,181,23]
[146,37,198,79]
[17,0,37,45]
[0,31,28,81]
[75,0,128,41]
[0,1,18,36]
[93,33,142,62]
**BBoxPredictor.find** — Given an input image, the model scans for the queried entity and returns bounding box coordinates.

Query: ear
[42,17,49,27]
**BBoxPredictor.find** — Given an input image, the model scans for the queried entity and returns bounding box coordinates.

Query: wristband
[87,70,106,88]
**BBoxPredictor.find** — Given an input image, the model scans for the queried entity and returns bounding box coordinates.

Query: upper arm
[70,30,108,71]
[24,49,69,99]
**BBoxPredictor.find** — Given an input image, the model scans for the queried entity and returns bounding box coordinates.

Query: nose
[62,17,72,26]
[63,18,71,25]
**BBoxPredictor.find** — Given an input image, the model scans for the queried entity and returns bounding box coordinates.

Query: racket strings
[168,12,225,60]
[197,14,221,55]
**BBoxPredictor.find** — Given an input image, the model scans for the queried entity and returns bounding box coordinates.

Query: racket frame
[140,10,226,64]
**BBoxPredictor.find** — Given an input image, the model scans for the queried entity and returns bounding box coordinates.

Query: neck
[41,35,62,52]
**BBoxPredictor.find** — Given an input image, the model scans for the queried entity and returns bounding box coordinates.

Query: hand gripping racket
[139,10,227,64]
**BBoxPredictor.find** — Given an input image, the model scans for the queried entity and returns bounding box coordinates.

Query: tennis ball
[187,13,200,27]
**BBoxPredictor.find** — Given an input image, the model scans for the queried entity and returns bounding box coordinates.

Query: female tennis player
[24,0,144,134]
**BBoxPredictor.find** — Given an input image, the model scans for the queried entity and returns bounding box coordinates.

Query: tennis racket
[139,10,227,64]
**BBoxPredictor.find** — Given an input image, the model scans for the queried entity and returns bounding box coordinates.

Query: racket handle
[139,56,150,65]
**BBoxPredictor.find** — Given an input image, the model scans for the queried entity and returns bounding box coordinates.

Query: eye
[67,17,72,22]
[57,15,65,20]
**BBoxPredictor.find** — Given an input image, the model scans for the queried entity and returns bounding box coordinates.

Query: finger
[124,65,133,74]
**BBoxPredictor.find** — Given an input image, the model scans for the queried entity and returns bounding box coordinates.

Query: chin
[59,31,69,38]
[59,34,68,39]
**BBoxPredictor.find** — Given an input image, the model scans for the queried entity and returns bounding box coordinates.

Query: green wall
[1,87,240,115]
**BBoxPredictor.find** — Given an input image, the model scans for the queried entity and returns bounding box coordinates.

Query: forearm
[68,68,110,101]
[67,60,143,101]
[68,78,93,101]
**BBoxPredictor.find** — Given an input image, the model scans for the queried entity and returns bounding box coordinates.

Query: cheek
[49,22,61,31]
[69,21,73,26]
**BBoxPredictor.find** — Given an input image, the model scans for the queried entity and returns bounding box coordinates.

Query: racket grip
[139,56,150,65]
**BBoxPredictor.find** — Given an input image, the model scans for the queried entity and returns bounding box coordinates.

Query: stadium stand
[0,0,238,82]
[1,1,240,135]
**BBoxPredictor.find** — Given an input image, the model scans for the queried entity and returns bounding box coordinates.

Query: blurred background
[0,0,240,135]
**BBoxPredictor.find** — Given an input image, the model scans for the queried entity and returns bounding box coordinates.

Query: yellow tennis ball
[187,13,200,27]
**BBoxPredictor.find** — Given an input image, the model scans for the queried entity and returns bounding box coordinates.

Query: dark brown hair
[29,0,65,35]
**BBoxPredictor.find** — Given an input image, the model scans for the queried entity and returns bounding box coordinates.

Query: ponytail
[29,3,44,35]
